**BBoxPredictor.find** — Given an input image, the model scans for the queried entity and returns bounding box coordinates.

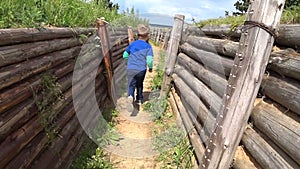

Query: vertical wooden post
[160,14,185,98]
[96,18,115,102]
[128,26,134,43]
[162,29,170,49]
[156,29,161,43]
[199,0,286,169]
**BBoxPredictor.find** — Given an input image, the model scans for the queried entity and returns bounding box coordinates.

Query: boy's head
[137,24,150,40]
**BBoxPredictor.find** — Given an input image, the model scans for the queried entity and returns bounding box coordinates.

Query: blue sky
[111,0,238,25]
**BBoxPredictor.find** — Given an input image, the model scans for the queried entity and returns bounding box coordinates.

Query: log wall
[170,25,300,168]
[0,26,129,168]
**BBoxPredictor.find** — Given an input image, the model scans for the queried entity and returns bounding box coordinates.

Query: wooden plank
[200,1,286,168]
[0,38,81,67]
[252,102,300,165]
[261,75,300,115]
[242,127,296,169]
[128,27,134,43]
[0,28,95,46]
[160,14,185,98]
[177,53,227,97]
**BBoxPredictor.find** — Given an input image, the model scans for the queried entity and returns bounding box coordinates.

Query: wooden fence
[0,23,130,168]
[160,14,300,169]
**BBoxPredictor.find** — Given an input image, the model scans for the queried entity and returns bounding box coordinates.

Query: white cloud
[112,0,238,24]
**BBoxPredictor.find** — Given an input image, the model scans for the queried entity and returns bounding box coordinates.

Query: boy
[123,24,153,111]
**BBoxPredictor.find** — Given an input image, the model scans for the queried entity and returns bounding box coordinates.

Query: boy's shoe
[136,100,143,106]
[127,96,134,112]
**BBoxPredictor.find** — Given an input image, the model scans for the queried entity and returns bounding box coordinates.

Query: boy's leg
[127,70,137,98]
[135,70,146,103]
[126,70,138,112]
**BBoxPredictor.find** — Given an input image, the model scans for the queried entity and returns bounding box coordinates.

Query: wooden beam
[97,18,115,103]
[200,0,286,168]
[160,14,185,98]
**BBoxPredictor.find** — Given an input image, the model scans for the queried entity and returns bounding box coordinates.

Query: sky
[111,0,238,26]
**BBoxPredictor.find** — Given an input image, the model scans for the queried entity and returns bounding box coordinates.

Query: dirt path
[106,45,164,169]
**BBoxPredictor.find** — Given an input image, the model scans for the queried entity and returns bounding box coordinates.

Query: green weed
[34,73,63,144]
[71,138,114,169]
[153,125,194,169]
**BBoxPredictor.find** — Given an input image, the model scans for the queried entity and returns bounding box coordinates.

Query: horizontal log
[186,24,300,49]
[30,116,80,169]
[4,132,48,169]
[186,36,238,58]
[4,101,76,169]
[252,102,300,165]
[53,126,84,169]
[172,74,216,135]
[261,75,300,115]
[0,72,73,142]
[0,38,81,67]
[276,25,300,49]
[0,60,74,114]
[111,41,128,52]
[174,65,222,116]
[171,88,205,162]
[0,28,96,46]
[268,49,300,81]
[0,46,81,91]
[177,53,227,97]
[186,36,300,81]
[0,116,43,168]
[180,42,233,76]
[242,127,297,169]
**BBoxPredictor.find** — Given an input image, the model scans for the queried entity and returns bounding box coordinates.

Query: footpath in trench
[105,44,166,168]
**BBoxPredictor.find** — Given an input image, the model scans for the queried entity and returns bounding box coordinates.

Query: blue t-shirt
[125,40,153,71]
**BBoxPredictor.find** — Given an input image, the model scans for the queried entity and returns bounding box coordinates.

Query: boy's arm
[123,51,129,60]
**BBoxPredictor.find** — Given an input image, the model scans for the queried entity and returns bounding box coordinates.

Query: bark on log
[0,28,95,46]
[4,101,76,169]
[261,75,300,115]
[0,60,74,114]
[276,24,300,49]
[0,38,81,67]
[268,49,300,81]
[186,36,300,81]
[0,116,43,168]
[252,102,300,165]
[172,74,216,136]
[175,65,222,116]
[186,36,238,58]
[242,127,297,169]
[177,53,227,97]
[180,42,233,76]
[185,24,300,49]
[0,73,73,142]
[171,88,205,162]
[30,116,80,169]
[0,46,81,91]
